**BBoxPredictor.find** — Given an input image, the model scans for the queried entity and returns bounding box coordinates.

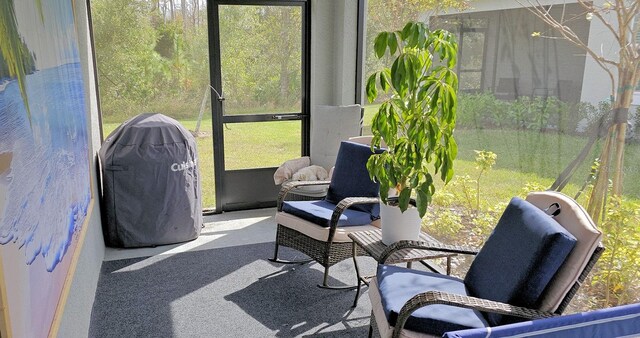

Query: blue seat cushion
[464,197,577,326]
[281,200,378,227]
[377,265,489,335]
[325,141,382,214]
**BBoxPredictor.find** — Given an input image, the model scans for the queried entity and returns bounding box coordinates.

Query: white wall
[310,0,359,107]
[56,1,106,337]
[579,0,620,105]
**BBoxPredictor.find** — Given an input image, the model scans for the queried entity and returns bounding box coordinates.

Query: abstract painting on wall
[0,1,92,337]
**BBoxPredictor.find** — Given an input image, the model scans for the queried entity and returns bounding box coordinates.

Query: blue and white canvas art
[0,0,91,337]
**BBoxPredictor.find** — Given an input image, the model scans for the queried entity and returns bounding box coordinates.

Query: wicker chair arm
[277,180,331,210]
[392,291,556,338]
[326,197,380,242]
[380,240,479,264]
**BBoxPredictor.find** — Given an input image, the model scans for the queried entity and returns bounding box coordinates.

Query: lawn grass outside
[363,104,640,200]
[103,106,640,210]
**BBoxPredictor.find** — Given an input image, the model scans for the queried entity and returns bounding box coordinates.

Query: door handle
[272,114,300,120]
[209,85,225,102]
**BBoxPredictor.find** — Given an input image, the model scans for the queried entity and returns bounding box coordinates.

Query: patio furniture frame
[270,180,380,289]
[349,230,456,307]
[369,237,605,338]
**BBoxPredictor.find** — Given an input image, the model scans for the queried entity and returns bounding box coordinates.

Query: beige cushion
[275,211,380,243]
[348,135,387,147]
[348,135,373,145]
[526,191,602,312]
[273,156,310,185]
[291,165,329,181]
[369,278,438,338]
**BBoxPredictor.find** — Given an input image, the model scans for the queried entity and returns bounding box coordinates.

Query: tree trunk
[279,9,291,106]
[586,67,638,222]
[587,124,614,223]
[611,69,637,195]
[181,0,187,34]
[193,0,198,28]
[161,0,167,22]
[195,85,210,134]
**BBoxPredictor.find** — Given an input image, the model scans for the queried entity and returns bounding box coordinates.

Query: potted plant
[365,21,459,244]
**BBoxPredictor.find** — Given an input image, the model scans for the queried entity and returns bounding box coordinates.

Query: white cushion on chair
[275,211,380,243]
[526,191,602,312]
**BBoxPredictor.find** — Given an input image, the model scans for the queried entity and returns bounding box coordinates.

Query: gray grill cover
[99,113,202,247]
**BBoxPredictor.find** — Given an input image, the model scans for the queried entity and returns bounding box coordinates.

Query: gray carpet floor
[89,242,377,337]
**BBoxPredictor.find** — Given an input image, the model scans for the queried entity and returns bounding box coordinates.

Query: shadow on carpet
[89,242,376,337]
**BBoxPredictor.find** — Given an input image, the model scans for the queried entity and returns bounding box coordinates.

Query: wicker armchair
[270,140,382,289]
[369,191,604,338]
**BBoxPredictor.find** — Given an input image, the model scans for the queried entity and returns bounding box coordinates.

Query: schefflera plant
[366,21,459,218]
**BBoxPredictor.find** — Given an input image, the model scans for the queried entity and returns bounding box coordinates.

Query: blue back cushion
[324,141,382,213]
[463,197,576,326]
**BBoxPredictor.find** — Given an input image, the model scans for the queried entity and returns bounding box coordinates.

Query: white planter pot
[380,203,422,245]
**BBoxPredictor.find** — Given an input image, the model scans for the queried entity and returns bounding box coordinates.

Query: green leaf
[391,56,408,98]
[374,32,388,58]
[388,105,398,135]
[416,187,431,218]
[388,32,399,55]
[409,24,420,47]
[376,104,390,140]
[430,86,440,112]
[380,179,390,203]
[403,56,412,91]
[398,188,411,213]
[445,87,457,123]
[449,137,458,159]
[366,73,378,103]
[434,148,443,175]
[401,22,414,40]
[444,155,455,183]
[418,24,428,48]
[367,156,379,181]
[379,71,389,92]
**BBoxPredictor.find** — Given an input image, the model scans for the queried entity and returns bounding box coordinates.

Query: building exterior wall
[434,2,590,103]
[438,0,619,106]
[580,2,621,105]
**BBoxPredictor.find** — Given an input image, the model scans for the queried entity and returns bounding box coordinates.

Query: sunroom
[0,0,639,337]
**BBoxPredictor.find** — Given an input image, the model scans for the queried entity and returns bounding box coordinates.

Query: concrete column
[311,0,359,107]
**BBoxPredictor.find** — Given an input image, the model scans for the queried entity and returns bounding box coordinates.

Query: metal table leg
[352,242,362,307]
